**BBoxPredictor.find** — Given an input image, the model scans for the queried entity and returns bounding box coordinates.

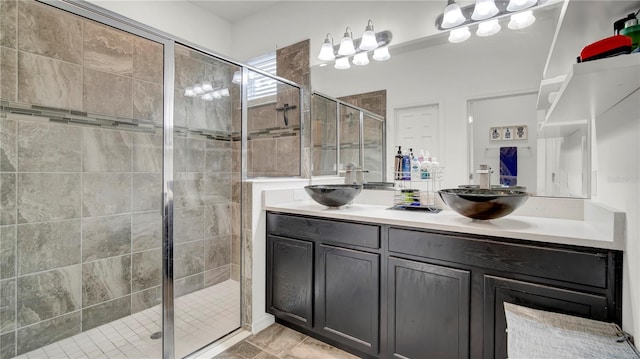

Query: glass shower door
[172,44,242,357]
[0,1,166,358]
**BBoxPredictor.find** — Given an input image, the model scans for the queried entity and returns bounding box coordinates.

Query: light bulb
[337,28,356,56]
[201,93,213,101]
[359,20,378,51]
[471,0,499,21]
[318,36,335,61]
[508,10,536,30]
[193,83,204,95]
[441,0,466,29]
[218,88,230,97]
[212,91,222,99]
[334,57,351,70]
[352,52,369,66]
[184,86,196,97]
[507,0,537,12]
[232,71,242,84]
[476,19,501,37]
[448,26,471,43]
[372,46,391,61]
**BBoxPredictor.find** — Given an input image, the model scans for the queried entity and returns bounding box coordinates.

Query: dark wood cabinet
[316,244,380,355]
[388,257,470,359]
[483,275,611,359]
[266,235,314,328]
[266,212,623,359]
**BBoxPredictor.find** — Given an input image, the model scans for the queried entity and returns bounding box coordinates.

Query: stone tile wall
[245,39,309,178]
[0,2,240,357]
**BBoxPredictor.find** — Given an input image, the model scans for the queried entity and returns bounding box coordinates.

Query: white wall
[592,90,640,336]
[87,0,233,56]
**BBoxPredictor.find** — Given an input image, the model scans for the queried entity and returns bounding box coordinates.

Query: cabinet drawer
[388,227,609,288]
[267,212,380,249]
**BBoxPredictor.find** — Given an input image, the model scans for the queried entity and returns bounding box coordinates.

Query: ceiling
[187,1,282,22]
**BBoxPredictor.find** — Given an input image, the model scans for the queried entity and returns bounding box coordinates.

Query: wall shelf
[537,120,587,138]
[544,53,640,125]
[536,75,566,112]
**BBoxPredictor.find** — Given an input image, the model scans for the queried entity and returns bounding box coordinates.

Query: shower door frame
[36,1,305,358]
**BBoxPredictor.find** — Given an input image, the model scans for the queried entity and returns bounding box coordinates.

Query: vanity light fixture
[448,26,471,43]
[334,56,351,69]
[352,51,370,66]
[471,0,499,21]
[317,26,392,70]
[436,0,544,43]
[318,33,336,61]
[507,0,537,12]
[372,46,391,61]
[338,27,356,56]
[508,10,536,30]
[476,19,501,37]
[359,20,379,51]
[441,0,467,29]
[183,80,229,101]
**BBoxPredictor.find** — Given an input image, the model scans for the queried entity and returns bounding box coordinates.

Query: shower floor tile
[15,280,240,359]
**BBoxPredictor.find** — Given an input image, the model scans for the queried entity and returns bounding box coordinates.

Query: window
[247,51,277,101]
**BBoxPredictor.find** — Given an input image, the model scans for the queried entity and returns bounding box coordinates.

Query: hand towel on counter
[500,146,517,186]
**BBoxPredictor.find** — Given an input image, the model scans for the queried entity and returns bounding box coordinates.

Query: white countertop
[264,200,624,251]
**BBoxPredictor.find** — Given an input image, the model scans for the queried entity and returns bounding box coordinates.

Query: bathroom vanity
[265,205,623,359]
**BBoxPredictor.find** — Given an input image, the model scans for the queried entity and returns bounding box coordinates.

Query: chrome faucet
[344,162,369,185]
[476,164,491,189]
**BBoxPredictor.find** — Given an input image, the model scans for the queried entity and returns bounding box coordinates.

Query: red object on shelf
[579,35,632,62]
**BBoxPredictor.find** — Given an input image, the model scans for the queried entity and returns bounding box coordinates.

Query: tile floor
[212,324,358,359]
[14,280,240,359]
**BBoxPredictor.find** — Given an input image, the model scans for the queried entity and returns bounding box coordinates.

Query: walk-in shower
[0,1,302,358]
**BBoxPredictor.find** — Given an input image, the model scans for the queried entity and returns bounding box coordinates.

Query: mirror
[311,93,385,182]
[310,3,587,197]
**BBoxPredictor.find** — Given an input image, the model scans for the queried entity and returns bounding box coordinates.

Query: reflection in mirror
[246,69,302,177]
[469,92,589,198]
[311,93,338,176]
[310,93,386,181]
[363,112,385,182]
[339,103,361,171]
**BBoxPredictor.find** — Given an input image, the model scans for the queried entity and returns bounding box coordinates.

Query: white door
[394,104,440,157]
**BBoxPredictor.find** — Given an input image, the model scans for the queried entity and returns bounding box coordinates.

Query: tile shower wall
[245,40,309,178]
[0,2,239,357]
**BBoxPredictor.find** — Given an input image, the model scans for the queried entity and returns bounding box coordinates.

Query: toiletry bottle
[401,150,411,180]
[418,149,425,163]
[394,146,403,180]
[411,152,421,181]
[420,158,430,180]
[431,157,440,179]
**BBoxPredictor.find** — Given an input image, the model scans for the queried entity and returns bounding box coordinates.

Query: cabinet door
[388,257,470,359]
[483,275,610,359]
[267,235,314,328]
[316,244,380,356]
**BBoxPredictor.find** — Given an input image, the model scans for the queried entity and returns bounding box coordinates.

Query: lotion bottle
[411,157,421,181]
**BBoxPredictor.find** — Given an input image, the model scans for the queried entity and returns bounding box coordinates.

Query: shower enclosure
[0,1,302,358]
